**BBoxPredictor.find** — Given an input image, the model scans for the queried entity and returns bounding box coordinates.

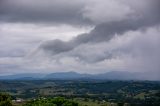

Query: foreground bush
[0,93,12,106]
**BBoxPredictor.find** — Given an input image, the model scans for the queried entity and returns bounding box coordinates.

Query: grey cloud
[0,0,160,26]
[38,0,160,54]
[0,49,25,58]
[39,39,75,55]
[39,17,160,57]
[0,0,90,25]
[37,26,160,76]
[39,21,138,55]
[35,0,160,78]
[67,43,113,63]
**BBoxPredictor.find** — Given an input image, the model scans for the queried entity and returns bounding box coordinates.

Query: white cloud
[82,0,153,24]
[82,0,133,24]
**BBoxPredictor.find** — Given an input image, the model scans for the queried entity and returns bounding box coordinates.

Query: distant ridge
[45,71,90,79]
[0,71,158,81]
[0,73,45,80]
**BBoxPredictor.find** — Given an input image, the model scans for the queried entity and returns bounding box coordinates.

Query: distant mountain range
[0,71,153,80]
[0,73,46,80]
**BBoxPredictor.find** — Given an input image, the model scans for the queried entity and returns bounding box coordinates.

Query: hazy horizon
[0,0,160,80]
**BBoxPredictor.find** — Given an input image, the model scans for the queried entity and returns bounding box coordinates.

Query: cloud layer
[0,0,160,80]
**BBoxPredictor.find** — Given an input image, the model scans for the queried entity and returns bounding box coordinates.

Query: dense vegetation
[23,97,78,106]
[0,93,12,106]
[0,80,160,106]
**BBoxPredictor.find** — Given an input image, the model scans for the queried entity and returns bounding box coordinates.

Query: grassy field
[73,98,109,106]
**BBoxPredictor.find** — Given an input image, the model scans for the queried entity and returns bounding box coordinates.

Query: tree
[0,93,12,106]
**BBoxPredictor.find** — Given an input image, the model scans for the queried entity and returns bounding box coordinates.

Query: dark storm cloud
[39,39,75,55]
[0,0,91,25]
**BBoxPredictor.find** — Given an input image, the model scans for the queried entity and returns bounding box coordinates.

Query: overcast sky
[0,0,160,80]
